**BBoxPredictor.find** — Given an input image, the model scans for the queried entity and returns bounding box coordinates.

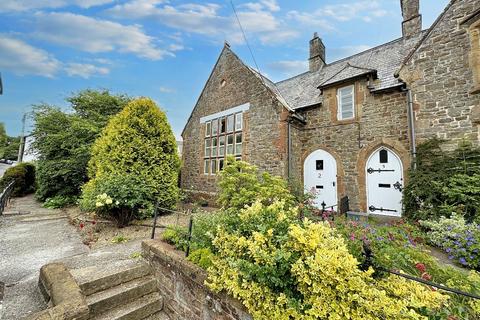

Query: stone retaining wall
[142,240,252,320]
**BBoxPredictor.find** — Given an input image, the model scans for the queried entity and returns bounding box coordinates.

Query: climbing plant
[403,138,480,222]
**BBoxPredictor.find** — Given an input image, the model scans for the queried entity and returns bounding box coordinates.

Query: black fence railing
[361,241,480,300]
[0,180,15,215]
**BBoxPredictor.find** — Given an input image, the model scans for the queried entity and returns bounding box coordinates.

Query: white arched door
[366,147,403,216]
[304,149,337,208]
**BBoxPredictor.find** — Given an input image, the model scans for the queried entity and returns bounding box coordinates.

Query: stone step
[73,263,151,296]
[86,276,158,316]
[91,292,164,320]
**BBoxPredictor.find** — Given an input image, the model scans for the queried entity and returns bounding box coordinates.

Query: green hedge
[0,162,36,196]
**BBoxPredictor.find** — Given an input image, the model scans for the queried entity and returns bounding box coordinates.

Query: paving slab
[0,195,89,320]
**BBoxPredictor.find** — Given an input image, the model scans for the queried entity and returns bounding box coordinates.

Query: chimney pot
[309,32,325,72]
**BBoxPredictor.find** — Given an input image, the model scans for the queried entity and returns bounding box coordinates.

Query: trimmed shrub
[0,162,35,196]
[43,195,77,209]
[83,98,180,220]
[162,225,189,251]
[187,248,214,269]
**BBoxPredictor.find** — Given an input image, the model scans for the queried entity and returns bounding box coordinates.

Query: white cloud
[0,0,114,12]
[65,63,110,78]
[0,34,60,77]
[33,12,170,60]
[106,1,298,45]
[267,60,308,77]
[288,1,389,28]
[159,86,175,93]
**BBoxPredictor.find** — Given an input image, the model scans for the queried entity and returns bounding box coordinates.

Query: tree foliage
[403,138,480,222]
[81,98,180,222]
[32,90,130,201]
[0,123,7,158]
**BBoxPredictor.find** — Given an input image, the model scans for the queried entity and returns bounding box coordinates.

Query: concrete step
[91,292,164,320]
[73,262,151,296]
[86,276,158,316]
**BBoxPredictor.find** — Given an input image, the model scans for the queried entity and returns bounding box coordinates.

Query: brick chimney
[309,32,325,72]
[401,0,422,38]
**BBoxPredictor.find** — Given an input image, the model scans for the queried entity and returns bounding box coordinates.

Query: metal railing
[0,180,15,215]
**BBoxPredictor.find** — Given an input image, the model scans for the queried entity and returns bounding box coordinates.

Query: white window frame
[337,85,355,120]
[205,121,211,137]
[204,159,210,175]
[235,112,243,131]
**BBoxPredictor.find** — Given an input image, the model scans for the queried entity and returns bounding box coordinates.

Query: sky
[0,0,450,139]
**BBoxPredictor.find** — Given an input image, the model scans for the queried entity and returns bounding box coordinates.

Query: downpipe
[404,87,417,169]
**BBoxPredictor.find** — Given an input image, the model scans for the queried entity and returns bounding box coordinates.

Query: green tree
[81,98,180,220]
[0,123,7,158]
[4,136,20,160]
[32,90,130,202]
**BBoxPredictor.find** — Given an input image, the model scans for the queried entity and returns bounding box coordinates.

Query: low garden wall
[142,240,252,320]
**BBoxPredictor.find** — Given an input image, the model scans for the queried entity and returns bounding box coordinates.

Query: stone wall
[181,45,288,195]
[142,240,252,320]
[291,79,411,211]
[399,0,480,149]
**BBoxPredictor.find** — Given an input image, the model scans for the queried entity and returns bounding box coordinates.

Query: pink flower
[415,263,426,273]
[350,233,356,241]
[421,272,432,281]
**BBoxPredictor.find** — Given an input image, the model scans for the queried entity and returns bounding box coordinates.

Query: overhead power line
[229,0,262,76]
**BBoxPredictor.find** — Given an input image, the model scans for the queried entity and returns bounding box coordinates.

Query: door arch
[366,147,403,216]
[304,149,338,208]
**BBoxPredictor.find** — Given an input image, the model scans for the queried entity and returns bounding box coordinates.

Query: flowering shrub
[207,200,447,319]
[421,214,480,270]
[80,174,151,227]
[217,157,295,212]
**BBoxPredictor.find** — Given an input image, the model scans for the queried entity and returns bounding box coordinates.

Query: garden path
[0,195,89,319]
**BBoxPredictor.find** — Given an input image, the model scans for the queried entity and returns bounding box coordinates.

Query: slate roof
[274,33,424,110]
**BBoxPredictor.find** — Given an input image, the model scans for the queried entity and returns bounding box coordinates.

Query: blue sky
[0,0,449,138]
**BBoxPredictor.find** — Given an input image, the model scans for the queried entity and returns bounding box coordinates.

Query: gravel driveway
[0,195,89,319]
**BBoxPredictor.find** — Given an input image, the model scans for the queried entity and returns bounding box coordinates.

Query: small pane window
[227,114,234,133]
[235,113,243,131]
[220,117,226,134]
[212,119,218,136]
[204,138,211,158]
[235,156,242,161]
[337,85,354,120]
[379,149,388,163]
[211,137,218,157]
[205,121,211,137]
[235,133,242,155]
[219,159,224,171]
[316,160,324,170]
[204,159,210,174]
[219,136,225,156]
[227,134,234,155]
[211,159,217,175]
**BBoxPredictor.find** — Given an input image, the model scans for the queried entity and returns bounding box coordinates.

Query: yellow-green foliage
[207,200,448,320]
[84,98,180,211]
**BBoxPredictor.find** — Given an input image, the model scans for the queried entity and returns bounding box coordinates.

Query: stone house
[181,0,480,216]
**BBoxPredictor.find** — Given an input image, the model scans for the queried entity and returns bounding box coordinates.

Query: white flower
[105,198,113,205]
[115,201,120,205]
[95,202,103,207]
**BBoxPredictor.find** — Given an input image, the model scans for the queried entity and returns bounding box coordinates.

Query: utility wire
[229,0,262,76]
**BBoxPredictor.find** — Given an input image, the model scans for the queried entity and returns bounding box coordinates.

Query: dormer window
[337,85,355,120]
